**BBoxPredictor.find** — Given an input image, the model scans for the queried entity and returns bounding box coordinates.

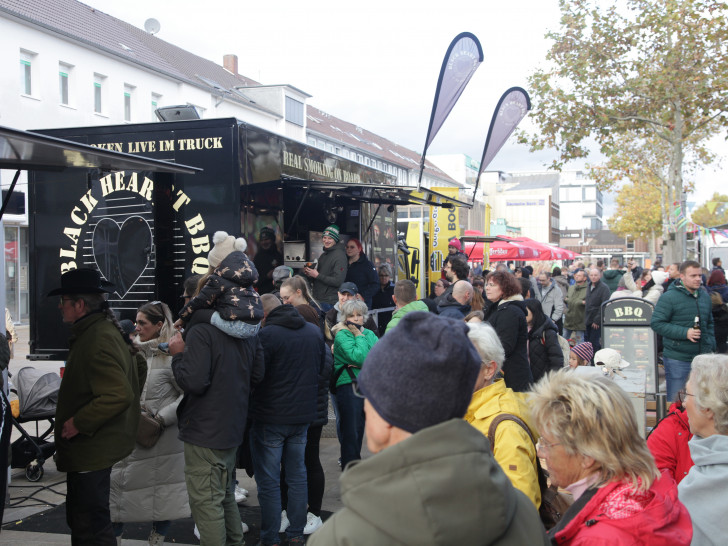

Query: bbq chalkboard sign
[601,297,659,394]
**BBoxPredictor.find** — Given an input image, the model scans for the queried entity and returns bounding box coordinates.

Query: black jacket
[252,304,324,425]
[437,295,471,320]
[253,245,284,295]
[372,282,395,336]
[345,253,379,308]
[527,317,564,383]
[314,349,334,427]
[484,297,533,392]
[585,280,611,326]
[172,310,264,450]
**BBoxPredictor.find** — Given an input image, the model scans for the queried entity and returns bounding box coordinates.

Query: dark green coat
[54,312,141,472]
[651,281,716,362]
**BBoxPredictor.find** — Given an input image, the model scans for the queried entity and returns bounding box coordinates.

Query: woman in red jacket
[647,396,694,484]
[530,372,692,545]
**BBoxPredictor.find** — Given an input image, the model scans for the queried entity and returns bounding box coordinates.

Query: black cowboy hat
[47,268,115,296]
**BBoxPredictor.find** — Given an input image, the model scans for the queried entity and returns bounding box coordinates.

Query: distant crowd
[47,228,728,546]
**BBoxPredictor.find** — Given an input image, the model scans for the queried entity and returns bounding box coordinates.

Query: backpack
[488,413,573,530]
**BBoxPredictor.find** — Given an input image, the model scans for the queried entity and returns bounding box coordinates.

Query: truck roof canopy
[0,125,199,174]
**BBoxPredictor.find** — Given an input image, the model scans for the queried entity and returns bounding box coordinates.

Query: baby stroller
[10,366,60,481]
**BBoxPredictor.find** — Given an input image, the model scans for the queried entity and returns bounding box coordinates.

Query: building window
[93,73,106,113]
[151,92,162,121]
[20,50,36,95]
[584,186,597,200]
[59,62,72,105]
[124,84,134,122]
[285,96,304,126]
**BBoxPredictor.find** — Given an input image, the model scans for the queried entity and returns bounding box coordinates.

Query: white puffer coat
[110,337,190,523]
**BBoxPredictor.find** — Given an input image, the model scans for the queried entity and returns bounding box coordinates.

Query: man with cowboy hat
[50,268,142,545]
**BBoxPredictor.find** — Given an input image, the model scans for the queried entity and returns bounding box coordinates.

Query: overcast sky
[84,0,724,211]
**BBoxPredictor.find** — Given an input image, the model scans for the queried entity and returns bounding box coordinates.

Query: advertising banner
[429,187,461,291]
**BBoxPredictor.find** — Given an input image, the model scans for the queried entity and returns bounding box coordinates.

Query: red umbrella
[501,236,557,260]
[463,231,543,261]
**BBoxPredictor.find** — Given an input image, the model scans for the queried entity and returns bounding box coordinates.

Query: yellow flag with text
[429,187,461,291]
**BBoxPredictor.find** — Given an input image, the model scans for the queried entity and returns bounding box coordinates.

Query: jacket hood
[557,476,692,545]
[215,251,258,287]
[529,316,558,339]
[688,433,728,465]
[498,295,527,314]
[264,304,306,330]
[339,419,521,544]
[352,252,370,265]
[438,294,470,312]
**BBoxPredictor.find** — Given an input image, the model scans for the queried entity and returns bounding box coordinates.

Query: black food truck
[28,117,466,360]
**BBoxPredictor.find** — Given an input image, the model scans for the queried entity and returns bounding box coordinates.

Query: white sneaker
[148,530,165,546]
[194,521,248,539]
[304,512,323,535]
[279,509,290,533]
[234,485,248,504]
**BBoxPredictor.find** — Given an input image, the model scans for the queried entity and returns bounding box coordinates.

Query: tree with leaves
[523,0,728,263]
[692,192,728,227]
[608,183,663,260]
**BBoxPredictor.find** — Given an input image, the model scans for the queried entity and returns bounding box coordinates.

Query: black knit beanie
[357,312,481,434]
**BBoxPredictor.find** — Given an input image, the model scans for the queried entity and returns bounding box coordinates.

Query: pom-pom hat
[208,231,247,269]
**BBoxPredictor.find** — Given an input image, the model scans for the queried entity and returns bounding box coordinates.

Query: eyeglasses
[485,282,497,288]
[59,297,75,305]
[536,438,562,452]
[677,389,695,404]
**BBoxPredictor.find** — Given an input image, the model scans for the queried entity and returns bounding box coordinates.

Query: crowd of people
[48,228,728,545]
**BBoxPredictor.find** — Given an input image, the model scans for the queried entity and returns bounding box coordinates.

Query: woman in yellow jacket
[464,322,541,508]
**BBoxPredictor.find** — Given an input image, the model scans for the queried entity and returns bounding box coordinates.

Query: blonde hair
[281,276,319,307]
[529,372,658,491]
[690,354,728,434]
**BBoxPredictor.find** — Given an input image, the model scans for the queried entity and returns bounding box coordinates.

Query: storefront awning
[0,125,200,173]
[275,178,472,209]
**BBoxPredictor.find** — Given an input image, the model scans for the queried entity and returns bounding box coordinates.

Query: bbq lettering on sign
[58,171,211,280]
[613,306,644,318]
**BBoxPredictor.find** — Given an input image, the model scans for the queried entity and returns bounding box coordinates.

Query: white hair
[690,354,728,434]
[467,322,505,373]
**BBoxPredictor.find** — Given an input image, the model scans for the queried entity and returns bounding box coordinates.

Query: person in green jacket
[332,299,378,469]
[602,258,624,293]
[651,260,716,402]
[303,224,348,309]
[564,269,588,344]
[385,279,429,334]
[308,312,548,546]
[50,268,142,545]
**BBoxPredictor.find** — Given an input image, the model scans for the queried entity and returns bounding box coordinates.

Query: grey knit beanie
[357,312,481,434]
